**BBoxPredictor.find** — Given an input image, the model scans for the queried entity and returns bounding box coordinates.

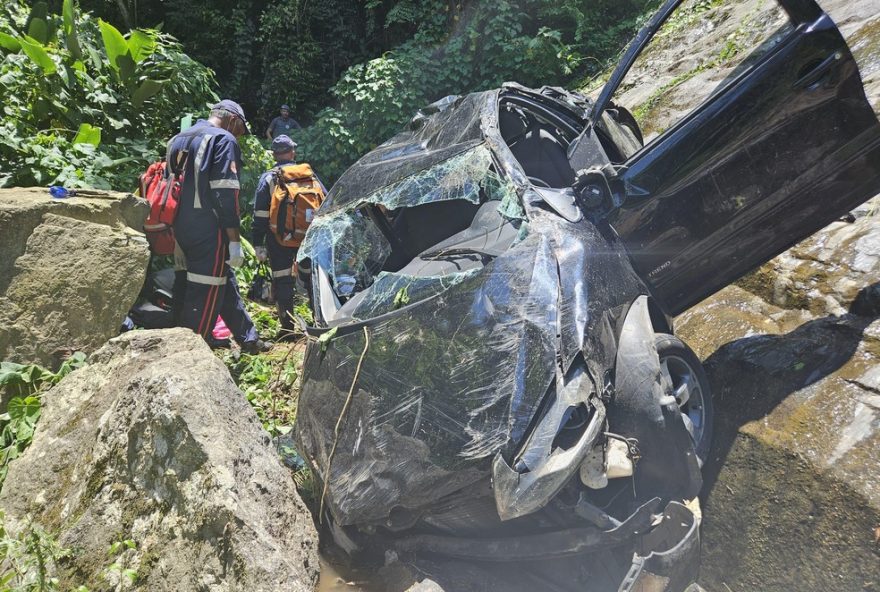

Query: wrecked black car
[294,0,880,588]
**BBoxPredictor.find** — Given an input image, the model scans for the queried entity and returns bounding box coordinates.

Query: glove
[227,241,244,269]
[255,246,268,262]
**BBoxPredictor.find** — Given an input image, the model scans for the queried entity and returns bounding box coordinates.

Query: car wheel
[655,334,713,464]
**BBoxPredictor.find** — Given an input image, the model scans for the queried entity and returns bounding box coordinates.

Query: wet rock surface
[0,188,150,368]
[677,284,880,591]
[0,329,320,591]
[737,197,880,317]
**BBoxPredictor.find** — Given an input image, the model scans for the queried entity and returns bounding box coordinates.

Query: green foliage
[73,0,656,185]
[237,136,273,211]
[0,354,86,490]
[221,347,302,437]
[295,0,657,183]
[0,0,216,190]
[102,538,137,589]
[0,511,71,592]
[0,512,140,592]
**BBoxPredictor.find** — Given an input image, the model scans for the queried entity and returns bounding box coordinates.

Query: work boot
[241,338,272,354]
[207,336,232,350]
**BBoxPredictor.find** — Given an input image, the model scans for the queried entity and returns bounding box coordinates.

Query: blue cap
[280,104,290,111]
[272,135,297,153]
[211,99,250,135]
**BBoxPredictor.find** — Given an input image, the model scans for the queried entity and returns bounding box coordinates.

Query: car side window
[608,0,794,153]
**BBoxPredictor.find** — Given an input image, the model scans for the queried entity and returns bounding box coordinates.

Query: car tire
[655,334,713,465]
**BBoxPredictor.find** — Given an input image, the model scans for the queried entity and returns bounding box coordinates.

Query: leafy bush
[0,511,73,592]
[72,0,656,185]
[297,0,656,183]
[0,0,216,190]
[0,353,86,489]
[221,348,301,437]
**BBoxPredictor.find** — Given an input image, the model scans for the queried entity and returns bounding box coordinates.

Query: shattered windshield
[298,144,523,318]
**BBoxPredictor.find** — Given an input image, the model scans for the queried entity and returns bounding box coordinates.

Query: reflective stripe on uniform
[187,272,226,286]
[192,134,211,209]
[210,178,240,189]
[254,210,270,218]
[272,268,293,278]
[143,223,168,230]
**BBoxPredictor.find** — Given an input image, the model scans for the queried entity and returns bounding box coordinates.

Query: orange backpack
[269,163,324,248]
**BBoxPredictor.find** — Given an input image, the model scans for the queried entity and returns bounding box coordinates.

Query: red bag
[140,160,183,256]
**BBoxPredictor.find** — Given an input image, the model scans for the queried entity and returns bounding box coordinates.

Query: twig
[319,326,371,522]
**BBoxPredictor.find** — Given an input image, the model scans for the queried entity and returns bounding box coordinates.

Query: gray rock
[0,188,149,368]
[0,328,320,592]
[676,286,880,592]
[737,197,880,317]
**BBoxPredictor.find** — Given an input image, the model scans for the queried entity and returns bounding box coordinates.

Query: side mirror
[573,164,623,216]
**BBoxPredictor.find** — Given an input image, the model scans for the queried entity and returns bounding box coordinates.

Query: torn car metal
[294,0,880,589]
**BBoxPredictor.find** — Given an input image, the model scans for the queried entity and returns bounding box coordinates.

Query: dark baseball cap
[271,135,297,153]
[211,99,250,135]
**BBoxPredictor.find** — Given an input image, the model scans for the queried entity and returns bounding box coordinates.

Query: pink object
[212,317,232,340]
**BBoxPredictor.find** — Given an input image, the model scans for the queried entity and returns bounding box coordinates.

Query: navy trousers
[266,235,297,331]
[174,224,258,344]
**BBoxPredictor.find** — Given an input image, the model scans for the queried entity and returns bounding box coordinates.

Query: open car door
[582,0,880,316]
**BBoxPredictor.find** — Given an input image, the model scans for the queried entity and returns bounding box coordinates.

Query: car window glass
[297,144,523,307]
[607,0,794,155]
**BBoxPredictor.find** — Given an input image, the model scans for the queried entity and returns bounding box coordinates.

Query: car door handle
[794,51,842,90]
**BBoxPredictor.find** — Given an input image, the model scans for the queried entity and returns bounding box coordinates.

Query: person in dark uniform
[265,104,301,140]
[251,135,323,337]
[167,99,271,353]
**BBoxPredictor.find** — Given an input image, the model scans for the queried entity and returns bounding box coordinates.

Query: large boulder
[0,188,149,368]
[676,286,880,591]
[0,328,320,591]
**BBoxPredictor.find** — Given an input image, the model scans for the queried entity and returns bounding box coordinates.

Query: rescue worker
[265,104,301,140]
[251,135,321,337]
[168,99,271,353]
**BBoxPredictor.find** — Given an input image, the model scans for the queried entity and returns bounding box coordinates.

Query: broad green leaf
[117,53,136,85]
[7,396,40,422]
[127,30,155,63]
[98,19,130,72]
[62,0,76,34]
[20,36,56,75]
[131,79,165,107]
[73,123,101,146]
[0,361,26,385]
[63,0,82,59]
[16,422,35,442]
[0,32,21,52]
[27,2,50,44]
[28,17,48,44]
[86,45,103,71]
